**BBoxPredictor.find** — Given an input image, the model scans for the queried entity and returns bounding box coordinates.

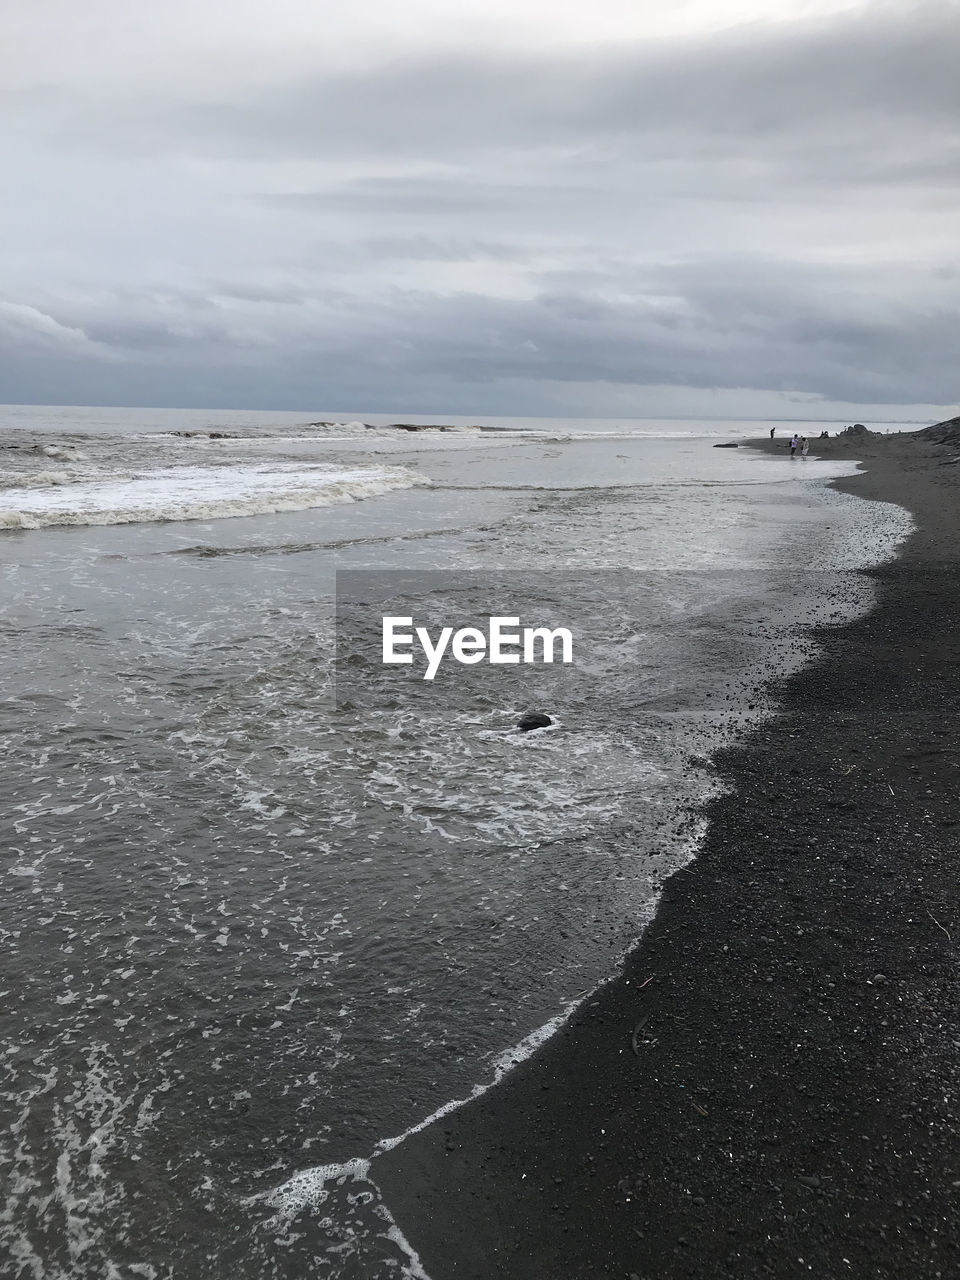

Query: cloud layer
[2,0,958,416]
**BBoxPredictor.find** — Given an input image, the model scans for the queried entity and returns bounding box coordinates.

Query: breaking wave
[0,462,426,530]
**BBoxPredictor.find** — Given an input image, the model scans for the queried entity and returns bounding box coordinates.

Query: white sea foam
[252,816,706,1272]
[250,1000,609,1275]
[0,1045,160,1279]
[0,462,425,530]
[250,1009,585,1278]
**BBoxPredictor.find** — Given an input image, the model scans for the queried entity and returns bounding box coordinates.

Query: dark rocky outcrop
[713,441,739,448]
[171,431,238,439]
[389,423,458,432]
[917,414,960,448]
[831,423,873,445]
[517,711,552,732]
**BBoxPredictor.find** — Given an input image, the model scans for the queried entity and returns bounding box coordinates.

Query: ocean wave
[0,462,426,530]
[31,443,88,461]
[0,468,93,490]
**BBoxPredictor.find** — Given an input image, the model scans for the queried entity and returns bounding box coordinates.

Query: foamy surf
[249,999,589,1279]
[0,462,425,530]
[248,814,703,1280]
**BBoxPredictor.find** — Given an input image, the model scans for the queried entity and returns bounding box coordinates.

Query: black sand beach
[377,426,960,1279]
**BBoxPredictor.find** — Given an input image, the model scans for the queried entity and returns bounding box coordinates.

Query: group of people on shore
[773,427,829,453]
[768,427,811,457]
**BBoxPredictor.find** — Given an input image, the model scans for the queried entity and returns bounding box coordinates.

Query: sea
[0,405,916,1278]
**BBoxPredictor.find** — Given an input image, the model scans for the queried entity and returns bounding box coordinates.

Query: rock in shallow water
[518,711,553,732]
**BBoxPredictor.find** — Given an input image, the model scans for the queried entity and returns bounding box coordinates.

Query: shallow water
[0,408,912,1276]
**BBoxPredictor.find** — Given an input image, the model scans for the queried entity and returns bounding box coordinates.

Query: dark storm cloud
[9,247,952,407]
[329,269,960,405]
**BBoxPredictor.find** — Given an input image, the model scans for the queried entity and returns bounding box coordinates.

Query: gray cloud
[362,236,529,263]
[39,3,958,174]
[5,248,955,408]
[1,0,958,416]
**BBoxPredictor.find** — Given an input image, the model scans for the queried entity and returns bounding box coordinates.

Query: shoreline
[375,430,960,1278]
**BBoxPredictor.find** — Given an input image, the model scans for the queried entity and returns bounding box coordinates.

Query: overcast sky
[2,0,958,419]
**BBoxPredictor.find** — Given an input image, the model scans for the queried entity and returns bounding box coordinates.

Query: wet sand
[376,427,960,1279]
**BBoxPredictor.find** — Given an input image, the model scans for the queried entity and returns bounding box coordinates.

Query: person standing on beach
[789,434,799,457]
[769,427,776,439]
[801,438,809,458]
